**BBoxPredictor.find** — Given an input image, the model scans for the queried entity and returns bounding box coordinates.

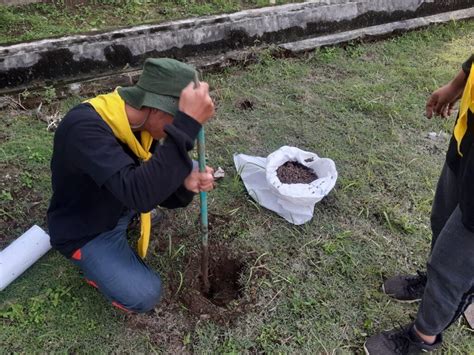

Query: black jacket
[47,103,200,257]
[446,54,474,230]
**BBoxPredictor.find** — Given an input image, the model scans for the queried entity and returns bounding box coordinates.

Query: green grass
[1,20,474,352]
[0,0,297,45]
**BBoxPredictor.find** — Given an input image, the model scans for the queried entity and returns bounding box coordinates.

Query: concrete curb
[280,8,474,53]
[0,0,472,92]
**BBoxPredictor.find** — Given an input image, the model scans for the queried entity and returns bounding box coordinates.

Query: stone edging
[0,0,472,92]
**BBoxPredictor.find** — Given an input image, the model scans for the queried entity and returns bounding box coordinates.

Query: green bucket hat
[118,58,197,116]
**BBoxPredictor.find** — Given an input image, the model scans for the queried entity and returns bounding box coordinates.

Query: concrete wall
[1,0,88,4]
[0,0,40,5]
[0,0,472,91]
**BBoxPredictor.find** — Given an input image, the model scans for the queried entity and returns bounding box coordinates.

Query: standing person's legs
[365,201,473,353]
[69,212,162,313]
[415,205,474,335]
[382,162,459,302]
[429,163,459,249]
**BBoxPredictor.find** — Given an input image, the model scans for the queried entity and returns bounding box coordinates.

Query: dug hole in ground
[170,145,337,324]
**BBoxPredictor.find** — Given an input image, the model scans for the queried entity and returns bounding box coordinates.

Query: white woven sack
[234,146,337,225]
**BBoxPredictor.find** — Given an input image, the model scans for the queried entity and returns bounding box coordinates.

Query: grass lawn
[0,0,297,44]
[1,20,474,353]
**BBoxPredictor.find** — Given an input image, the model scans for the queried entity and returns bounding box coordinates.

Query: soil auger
[194,73,210,293]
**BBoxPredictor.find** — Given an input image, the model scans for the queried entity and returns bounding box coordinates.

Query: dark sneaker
[128,208,165,230]
[382,271,427,303]
[364,324,442,355]
[150,208,165,226]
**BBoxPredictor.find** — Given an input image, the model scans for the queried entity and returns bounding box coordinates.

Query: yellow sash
[453,63,474,156]
[85,90,153,258]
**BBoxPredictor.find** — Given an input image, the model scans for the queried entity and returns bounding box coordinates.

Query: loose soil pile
[277,160,318,184]
[236,98,255,110]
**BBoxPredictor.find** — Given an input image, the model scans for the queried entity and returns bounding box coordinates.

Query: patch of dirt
[126,297,193,354]
[236,98,255,111]
[125,218,268,351]
[147,212,233,254]
[207,212,231,233]
[129,239,264,352]
[0,131,9,143]
[277,161,318,184]
[0,164,48,249]
[178,242,251,325]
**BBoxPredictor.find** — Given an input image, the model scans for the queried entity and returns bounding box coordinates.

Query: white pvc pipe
[0,225,51,291]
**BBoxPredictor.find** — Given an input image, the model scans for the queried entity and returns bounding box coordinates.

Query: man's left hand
[184,166,215,193]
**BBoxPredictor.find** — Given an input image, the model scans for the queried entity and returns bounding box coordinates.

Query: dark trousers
[69,211,162,313]
[415,163,474,335]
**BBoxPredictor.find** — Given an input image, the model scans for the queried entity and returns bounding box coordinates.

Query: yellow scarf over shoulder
[85,89,153,258]
[453,63,474,156]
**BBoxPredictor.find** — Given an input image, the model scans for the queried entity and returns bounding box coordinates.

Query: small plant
[0,286,72,328]
[217,337,240,353]
[20,171,33,189]
[289,292,319,316]
[0,303,25,323]
[19,89,31,101]
[29,151,46,164]
[182,332,191,346]
[257,323,280,347]
[46,286,72,307]
[0,189,13,202]
[322,241,338,255]
[364,318,374,331]
[345,41,365,58]
[42,86,57,105]
[315,46,340,62]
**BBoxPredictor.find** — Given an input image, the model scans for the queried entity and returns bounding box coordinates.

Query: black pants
[414,163,474,335]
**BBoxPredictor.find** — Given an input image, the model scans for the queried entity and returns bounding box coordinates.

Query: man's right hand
[179,81,215,125]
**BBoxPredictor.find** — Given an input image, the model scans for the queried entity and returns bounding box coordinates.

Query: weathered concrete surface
[1,0,40,5]
[280,8,474,53]
[0,0,472,92]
